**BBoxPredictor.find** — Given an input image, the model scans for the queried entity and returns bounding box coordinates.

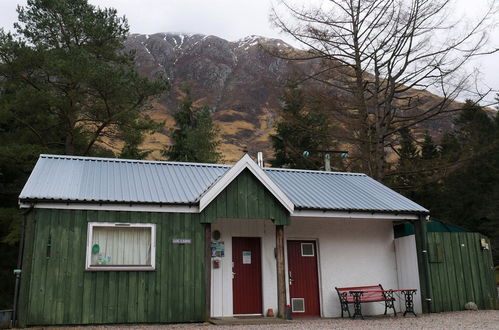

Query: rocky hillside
[126,32,314,162]
[125,32,458,163]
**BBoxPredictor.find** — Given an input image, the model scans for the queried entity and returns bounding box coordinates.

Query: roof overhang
[198,154,295,213]
[19,201,199,213]
[291,209,422,220]
[19,201,422,220]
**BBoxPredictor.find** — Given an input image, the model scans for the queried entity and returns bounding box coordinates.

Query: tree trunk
[375,136,386,181]
[65,131,75,155]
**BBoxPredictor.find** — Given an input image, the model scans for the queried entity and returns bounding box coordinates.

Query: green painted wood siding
[428,232,497,312]
[17,168,289,326]
[18,209,205,326]
[200,169,290,225]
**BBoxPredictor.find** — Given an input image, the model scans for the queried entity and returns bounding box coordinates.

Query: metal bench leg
[339,292,350,318]
[351,292,363,319]
[403,291,416,317]
[340,301,351,318]
[383,290,396,316]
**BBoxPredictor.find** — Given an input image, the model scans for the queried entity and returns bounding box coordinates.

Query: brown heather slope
[125,32,470,163]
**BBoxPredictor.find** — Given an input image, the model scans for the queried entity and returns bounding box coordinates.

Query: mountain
[125,32,314,162]
[124,32,464,163]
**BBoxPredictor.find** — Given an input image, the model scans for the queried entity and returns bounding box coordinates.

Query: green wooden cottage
[16,154,435,327]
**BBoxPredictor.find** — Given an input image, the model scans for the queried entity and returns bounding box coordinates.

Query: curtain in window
[91,227,151,266]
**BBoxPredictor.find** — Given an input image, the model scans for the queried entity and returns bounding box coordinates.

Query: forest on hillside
[1,0,498,309]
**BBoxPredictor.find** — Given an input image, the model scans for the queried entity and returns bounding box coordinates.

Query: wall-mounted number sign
[172,239,191,244]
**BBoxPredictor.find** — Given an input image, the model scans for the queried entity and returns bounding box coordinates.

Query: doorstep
[209,317,290,325]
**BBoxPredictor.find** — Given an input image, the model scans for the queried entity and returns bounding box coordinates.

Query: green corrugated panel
[20,208,205,326]
[428,232,497,312]
[394,220,470,238]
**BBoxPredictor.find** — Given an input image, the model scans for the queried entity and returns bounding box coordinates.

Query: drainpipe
[414,215,432,313]
[204,223,212,322]
[12,204,34,328]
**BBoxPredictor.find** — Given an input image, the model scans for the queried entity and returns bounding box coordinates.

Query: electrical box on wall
[480,238,489,250]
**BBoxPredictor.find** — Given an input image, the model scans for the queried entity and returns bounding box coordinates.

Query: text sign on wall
[242,251,251,264]
[172,238,192,244]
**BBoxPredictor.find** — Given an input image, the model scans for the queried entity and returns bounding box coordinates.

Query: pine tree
[163,90,222,163]
[392,127,420,189]
[410,100,499,264]
[0,0,168,308]
[0,0,168,156]
[398,127,419,165]
[270,84,340,170]
[421,133,439,160]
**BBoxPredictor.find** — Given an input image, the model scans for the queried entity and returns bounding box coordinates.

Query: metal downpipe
[12,204,34,328]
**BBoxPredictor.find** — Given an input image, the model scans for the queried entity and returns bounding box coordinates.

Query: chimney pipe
[257,152,264,167]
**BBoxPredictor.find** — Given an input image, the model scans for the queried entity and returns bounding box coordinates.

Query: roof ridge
[263,167,365,176]
[39,154,231,168]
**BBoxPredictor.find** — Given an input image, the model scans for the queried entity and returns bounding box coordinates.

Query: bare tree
[271,0,498,180]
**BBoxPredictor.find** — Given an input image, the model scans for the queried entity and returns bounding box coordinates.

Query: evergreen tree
[270,84,340,170]
[163,90,222,163]
[0,0,168,308]
[421,133,439,160]
[0,0,168,156]
[409,100,499,264]
[392,127,420,189]
[397,127,419,165]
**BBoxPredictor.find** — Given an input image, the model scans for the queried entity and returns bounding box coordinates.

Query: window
[291,298,305,312]
[86,222,156,271]
[301,243,315,257]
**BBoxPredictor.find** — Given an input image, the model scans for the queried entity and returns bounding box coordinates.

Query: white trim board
[19,202,199,213]
[198,154,294,213]
[291,210,419,220]
[19,202,420,220]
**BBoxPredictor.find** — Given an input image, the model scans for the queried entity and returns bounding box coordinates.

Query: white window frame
[301,242,315,257]
[85,222,156,271]
[291,298,306,313]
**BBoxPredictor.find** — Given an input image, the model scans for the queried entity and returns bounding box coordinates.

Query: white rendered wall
[285,217,400,317]
[394,235,422,314]
[210,218,277,317]
[210,216,414,318]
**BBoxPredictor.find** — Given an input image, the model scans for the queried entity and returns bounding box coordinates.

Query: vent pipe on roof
[257,152,264,167]
[324,153,331,171]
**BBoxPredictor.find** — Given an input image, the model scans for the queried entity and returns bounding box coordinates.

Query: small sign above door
[242,251,251,264]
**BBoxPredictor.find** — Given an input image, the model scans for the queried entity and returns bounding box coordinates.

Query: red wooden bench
[335,284,396,319]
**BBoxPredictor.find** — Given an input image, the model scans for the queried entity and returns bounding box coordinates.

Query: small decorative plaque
[172,238,192,244]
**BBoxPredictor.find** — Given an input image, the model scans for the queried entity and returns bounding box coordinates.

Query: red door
[232,237,263,315]
[287,240,321,317]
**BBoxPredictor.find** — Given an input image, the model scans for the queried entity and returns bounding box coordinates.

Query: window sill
[85,266,155,272]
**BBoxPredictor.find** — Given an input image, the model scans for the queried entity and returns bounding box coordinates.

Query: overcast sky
[1,0,498,104]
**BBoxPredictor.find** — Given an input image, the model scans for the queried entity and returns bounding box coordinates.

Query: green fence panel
[428,232,497,312]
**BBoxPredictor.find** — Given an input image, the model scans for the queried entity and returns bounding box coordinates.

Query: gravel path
[33,311,499,330]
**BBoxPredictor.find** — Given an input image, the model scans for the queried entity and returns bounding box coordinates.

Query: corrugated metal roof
[263,168,428,213]
[19,154,428,214]
[19,154,229,204]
